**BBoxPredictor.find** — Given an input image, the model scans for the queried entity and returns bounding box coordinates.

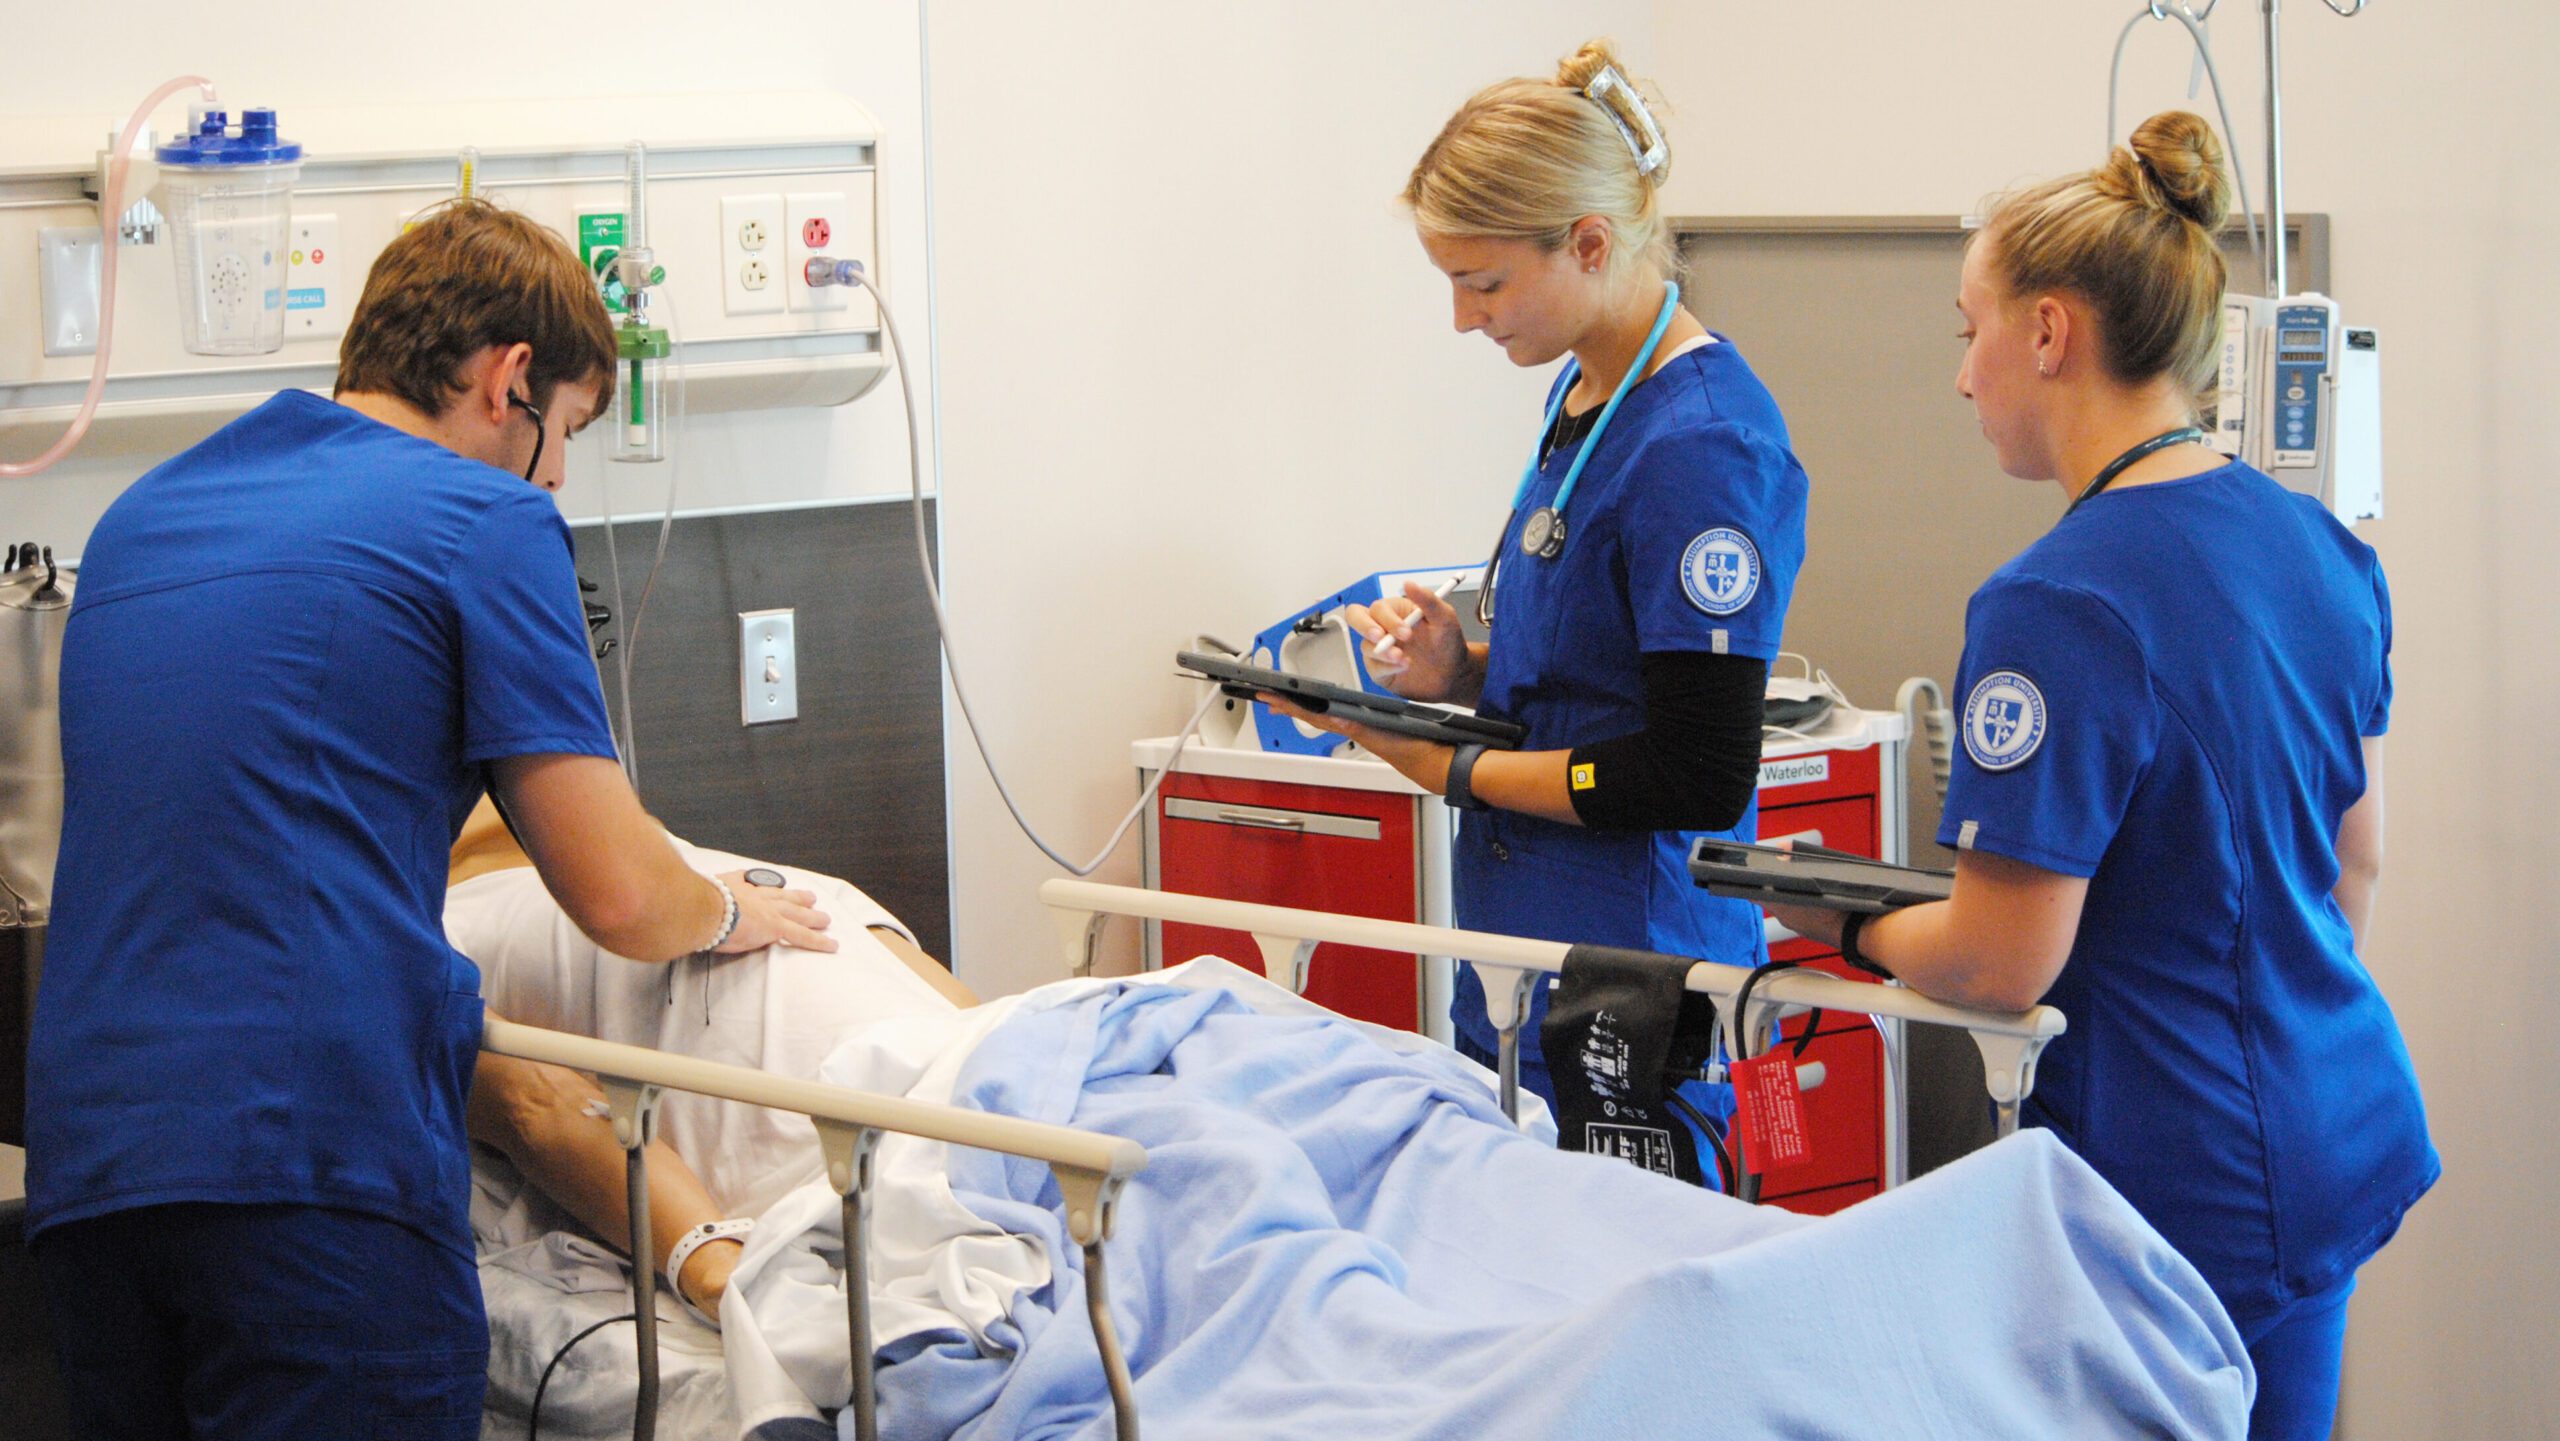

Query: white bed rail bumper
[478,1016,1147,1441]
[1038,878,2064,1142]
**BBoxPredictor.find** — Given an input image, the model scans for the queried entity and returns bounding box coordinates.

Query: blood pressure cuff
[1540,944,1721,1186]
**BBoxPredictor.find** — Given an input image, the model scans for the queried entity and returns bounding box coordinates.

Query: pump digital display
[2280,328,2326,350]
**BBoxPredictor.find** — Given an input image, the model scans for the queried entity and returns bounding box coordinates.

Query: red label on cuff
[1731,1051,1814,1174]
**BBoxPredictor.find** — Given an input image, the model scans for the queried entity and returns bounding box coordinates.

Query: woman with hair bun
[1767,111,2436,1438]
[1271,39,1810,1155]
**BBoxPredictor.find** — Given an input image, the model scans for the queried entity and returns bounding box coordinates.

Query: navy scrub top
[1451,339,1809,1059]
[26,389,620,1255]
[1941,459,2436,1330]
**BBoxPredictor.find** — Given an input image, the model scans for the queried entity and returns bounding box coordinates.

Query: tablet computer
[1177,650,1526,751]
[1687,838,1954,914]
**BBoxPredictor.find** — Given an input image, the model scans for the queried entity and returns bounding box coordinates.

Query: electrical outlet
[784,191,852,313]
[286,213,346,339]
[719,194,785,317]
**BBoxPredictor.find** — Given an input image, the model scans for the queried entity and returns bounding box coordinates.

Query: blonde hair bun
[1978,109,2231,394]
[2119,110,2233,232]
[1400,37,1677,279]
[1555,38,1671,188]
[1554,38,1622,91]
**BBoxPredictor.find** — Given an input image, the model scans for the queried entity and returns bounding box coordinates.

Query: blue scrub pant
[32,1201,487,1440]
[2244,1273,2355,1441]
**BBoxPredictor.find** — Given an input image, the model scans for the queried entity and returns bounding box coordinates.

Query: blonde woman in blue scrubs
[1279,40,1809,1129]
[1767,113,2435,1439]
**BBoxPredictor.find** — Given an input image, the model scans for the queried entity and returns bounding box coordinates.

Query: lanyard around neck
[2066,425,2208,517]
[1509,280,1684,519]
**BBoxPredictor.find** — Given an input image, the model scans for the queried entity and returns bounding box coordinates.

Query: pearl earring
[2036,358,2050,377]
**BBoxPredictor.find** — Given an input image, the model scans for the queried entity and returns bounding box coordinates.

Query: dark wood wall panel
[573,500,950,962]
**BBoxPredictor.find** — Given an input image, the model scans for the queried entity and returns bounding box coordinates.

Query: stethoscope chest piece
[1520,508,1567,559]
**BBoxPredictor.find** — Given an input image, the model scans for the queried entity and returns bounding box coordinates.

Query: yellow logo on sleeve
[1570,763,1597,791]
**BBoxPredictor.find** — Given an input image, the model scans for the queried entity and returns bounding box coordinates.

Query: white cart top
[1134,705,1907,795]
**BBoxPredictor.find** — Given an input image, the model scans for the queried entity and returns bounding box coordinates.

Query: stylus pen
[1370,575,1461,660]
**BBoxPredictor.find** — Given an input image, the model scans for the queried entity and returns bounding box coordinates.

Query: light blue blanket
[869,983,2250,1440]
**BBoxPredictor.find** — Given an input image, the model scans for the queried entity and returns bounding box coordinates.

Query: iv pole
[2260,0,2289,298]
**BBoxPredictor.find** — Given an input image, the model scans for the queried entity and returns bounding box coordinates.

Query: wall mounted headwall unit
[0,92,883,461]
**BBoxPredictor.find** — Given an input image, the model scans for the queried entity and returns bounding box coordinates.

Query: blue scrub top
[26,389,620,1254]
[1940,459,2436,1329]
[1451,339,1809,1058]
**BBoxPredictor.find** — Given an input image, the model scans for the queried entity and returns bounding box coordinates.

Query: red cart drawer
[1155,773,1423,1032]
[1756,794,1879,860]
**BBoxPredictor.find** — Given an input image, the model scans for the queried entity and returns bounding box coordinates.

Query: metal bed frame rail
[1040,879,2066,1139]
[478,1017,1150,1441]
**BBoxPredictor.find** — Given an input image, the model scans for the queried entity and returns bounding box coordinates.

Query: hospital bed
[479,1015,1150,1441]
[479,881,2076,1441]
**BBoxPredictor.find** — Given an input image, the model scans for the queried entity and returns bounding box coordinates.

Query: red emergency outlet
[802,216,832,248]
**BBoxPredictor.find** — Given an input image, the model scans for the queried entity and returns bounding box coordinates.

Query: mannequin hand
[716,872,837,954]
[1344,581,1470,701]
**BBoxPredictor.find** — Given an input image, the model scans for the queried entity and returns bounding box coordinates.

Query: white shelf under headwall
[0,91,884,459]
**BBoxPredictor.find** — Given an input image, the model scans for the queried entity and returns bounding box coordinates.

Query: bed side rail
[1037,878,2062,1142]
[479,1017,1147,1441]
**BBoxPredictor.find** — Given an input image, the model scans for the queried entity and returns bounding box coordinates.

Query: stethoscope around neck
[1476,279,1684,628]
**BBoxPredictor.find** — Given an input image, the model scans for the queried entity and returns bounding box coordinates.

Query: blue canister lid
[155,107,303,166]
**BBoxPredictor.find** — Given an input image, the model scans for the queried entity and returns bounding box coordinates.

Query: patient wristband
[1838,911,1892,979]
[699,875,741,954]
[665,1217,755,1326]
[1444,744,1490,812]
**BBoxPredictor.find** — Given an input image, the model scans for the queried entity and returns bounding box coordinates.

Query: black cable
[1664,1087,1736,1196]
[527,1312,637,1441]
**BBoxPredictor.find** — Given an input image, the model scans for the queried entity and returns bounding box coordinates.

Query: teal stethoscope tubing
[1507,279,1685,524]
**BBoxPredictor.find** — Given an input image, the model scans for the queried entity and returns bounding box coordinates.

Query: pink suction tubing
[0,75,218,478]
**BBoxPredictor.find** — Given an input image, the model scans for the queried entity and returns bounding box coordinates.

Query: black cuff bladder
[1540,944,1722,1188]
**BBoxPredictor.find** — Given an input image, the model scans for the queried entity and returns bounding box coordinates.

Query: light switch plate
[39,226,103,357]
[740,608,799,724]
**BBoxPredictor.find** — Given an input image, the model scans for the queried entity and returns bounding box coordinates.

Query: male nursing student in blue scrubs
[1271,40,1807,1122]
[23,200,835,1440]
[1765,113,2435,1440]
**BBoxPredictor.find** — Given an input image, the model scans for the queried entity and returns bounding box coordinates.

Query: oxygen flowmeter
[609,141,669,464]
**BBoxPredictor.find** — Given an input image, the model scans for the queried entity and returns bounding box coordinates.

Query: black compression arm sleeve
[1566,652,1767,832]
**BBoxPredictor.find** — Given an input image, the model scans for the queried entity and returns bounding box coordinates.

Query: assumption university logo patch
[1963,670,2048,770]
[1681,528,1761,616]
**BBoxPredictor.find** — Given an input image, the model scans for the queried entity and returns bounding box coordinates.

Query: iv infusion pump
[2213,293,2383,524]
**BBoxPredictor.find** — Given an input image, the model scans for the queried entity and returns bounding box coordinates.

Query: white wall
[932,1,2558,1433]
[923,1,1652,990]
[0,0,940,548]
[1644,6,2560,1433]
